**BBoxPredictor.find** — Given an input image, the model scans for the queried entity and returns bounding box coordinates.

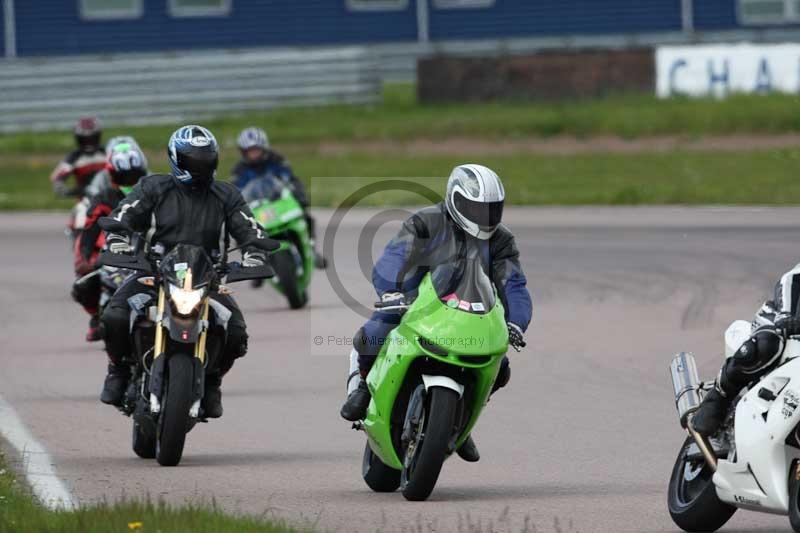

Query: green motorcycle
[242,177,313,309]
[358,257,509,501]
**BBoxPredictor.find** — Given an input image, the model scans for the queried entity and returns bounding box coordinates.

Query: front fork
[148,287,210,418]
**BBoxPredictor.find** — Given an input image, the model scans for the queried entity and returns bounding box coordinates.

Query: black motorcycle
[98,218,274,466]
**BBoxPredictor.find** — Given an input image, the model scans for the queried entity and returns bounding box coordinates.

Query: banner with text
[656,43,800,98]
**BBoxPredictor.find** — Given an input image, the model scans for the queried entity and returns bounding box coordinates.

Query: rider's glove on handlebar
[508,322,526,351]
[106,233,132,255]
[242,251,266,268]
[776,315,800,337]
[381,292,406,305]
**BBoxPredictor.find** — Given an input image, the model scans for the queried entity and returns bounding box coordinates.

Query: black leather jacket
[106,174,277,258]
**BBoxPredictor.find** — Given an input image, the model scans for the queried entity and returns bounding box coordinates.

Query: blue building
[1,0,799,58]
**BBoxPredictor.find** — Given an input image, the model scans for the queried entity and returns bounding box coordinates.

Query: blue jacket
[372,203,532,331]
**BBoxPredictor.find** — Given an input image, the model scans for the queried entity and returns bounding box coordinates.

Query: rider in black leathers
[693,265,800,435]
[99,125,279,418]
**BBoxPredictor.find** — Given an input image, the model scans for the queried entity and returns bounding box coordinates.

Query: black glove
[508,323,526,351]
[776,315,800,337]
[242,251,266,268]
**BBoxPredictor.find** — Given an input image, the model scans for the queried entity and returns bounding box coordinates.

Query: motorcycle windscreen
[241,176,284,203]
[430,243,495,315]
[160,244,215,289]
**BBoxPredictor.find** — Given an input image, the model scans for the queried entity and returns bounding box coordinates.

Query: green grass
[4,83,800,209]
[0,452,303,533]
[4,148,800,209]
[3,84,800,156]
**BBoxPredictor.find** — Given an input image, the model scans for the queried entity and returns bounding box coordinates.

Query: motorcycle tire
[131,395,156,459]
[667,436,735,532]
[272,249,307,310]
[788,460,800,532]
[156,355,194,467]
[362,441,401,492]
[401,387,459,502]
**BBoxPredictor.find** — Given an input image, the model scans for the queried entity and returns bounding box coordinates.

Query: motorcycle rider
[99,125,279,418]
[692,265,800,436]
[339,164,532,462]
[50,117,107,198]
[72,140,149,341]
[232,127,326,269]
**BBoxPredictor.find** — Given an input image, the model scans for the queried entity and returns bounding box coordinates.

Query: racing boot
[100,363,129,406]
[340,379,370,421]
[86,315,102,342]
[456,434,480,462]
[202,374,224,419]
[690,388,731,436]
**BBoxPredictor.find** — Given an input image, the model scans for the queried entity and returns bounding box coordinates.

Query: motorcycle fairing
[364,274,508,470]
[715,354,800,513]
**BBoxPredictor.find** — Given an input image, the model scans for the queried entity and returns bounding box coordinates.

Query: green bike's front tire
[362,442,401,492]
[272,249,307,309]
[402,387,459,501]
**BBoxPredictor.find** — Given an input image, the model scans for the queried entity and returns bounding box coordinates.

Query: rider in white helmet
[339,164,532,463]
[232,126,326,269]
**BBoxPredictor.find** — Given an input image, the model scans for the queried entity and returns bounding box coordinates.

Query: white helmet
[237,127,269,152]
[445,164,505,240]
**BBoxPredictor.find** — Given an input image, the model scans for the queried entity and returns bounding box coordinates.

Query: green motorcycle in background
[358,254,510,501]
[242,177,313,309]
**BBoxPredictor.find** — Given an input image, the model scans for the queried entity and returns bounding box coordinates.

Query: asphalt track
[3,207,800,532]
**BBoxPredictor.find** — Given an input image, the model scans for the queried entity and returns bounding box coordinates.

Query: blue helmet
[167,125,218,187]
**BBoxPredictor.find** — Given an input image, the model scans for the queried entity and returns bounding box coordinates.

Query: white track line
[0,394,76,510]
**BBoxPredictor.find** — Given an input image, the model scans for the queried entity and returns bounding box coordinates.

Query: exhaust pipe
[669,352,718,471]
[670,352,703,428]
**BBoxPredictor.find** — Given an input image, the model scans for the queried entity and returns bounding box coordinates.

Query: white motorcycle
[668,321,800,532]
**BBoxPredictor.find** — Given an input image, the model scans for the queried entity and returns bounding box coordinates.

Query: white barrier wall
[656,43,800,98]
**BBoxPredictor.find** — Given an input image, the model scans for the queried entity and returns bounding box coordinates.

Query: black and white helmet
[445,164,505,240]
[237,127,269,152]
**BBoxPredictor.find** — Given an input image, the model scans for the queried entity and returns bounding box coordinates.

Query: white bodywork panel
[421,374,464,398]
[714,356,800,513]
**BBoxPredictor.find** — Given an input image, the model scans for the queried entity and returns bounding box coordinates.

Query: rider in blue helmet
[99,125,279,417]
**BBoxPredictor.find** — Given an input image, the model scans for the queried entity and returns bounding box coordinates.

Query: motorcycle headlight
[169,284,204,316]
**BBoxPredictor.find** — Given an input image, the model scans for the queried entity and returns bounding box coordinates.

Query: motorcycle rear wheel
[667,436,735,532]
[401,387,459,502]
[131,395,156,459]
[156,355,194,467]
[362,441,401,492]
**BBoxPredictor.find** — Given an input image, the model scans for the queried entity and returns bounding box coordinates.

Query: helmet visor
[113,167,146,186]
[177,148,218,184]
[453,191,504,228]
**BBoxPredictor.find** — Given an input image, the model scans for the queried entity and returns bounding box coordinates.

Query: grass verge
[4,148,800,210]
[0,451,303,533]
[3,84,800,156]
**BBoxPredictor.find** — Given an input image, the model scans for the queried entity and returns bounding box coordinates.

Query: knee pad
[353,327,372,356]
[733,328,783,371]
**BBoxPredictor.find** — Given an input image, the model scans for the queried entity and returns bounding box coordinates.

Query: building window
[347,0,408,11]
[79,0,143,20]
[433,0,495,8]
[169,0,231,17]
[739,0,799,24]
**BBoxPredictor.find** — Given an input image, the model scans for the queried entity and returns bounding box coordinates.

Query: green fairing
[249,187,314,296]
[363,274,509,470]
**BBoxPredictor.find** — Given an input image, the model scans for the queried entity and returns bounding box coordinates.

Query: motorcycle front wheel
[155,355,194,467]
[667,436,735,532]
[362,441,401,492]
[401,387,459,502]
[272,249,307,310]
